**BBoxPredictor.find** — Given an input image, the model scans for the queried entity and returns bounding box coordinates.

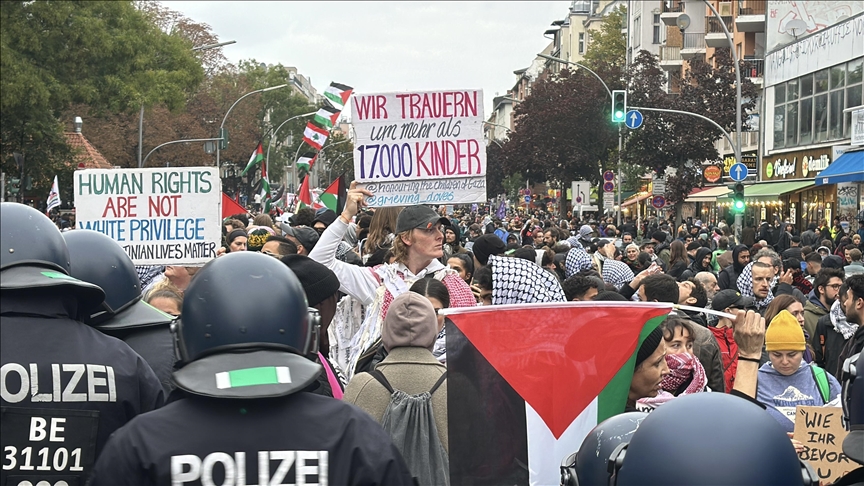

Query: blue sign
[524,195,531,203]
[624,110,643,129]
[730,162,748,182]
[651,195,666,209]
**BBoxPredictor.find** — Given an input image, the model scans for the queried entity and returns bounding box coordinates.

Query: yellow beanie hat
[765,310,806,352]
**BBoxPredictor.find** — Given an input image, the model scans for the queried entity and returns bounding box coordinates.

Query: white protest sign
[74,167,221,265]
[352,89,486,206]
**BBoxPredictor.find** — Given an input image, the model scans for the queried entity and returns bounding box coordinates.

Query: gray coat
[343,347,449,452]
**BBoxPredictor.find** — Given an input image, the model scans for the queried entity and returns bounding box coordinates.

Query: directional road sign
[603,171,615,182]
[624,110,643,130]
[651,195,666,209]
[524,195,531,203]
[603,181,615,192]
[729,162,748,182]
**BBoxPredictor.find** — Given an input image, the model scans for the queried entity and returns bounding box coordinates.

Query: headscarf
[489,255,566,304]
[564,246,593,278]
[638,352,707,407]
[736,261,777,309]
[594,251,635,290]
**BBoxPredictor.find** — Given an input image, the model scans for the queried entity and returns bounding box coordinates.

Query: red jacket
[710,326,738,393]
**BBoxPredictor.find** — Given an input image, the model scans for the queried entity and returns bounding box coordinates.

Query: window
[652,14,662,44]
[633,16,641,49]
[578,32,586,54]
[772,58,864,150]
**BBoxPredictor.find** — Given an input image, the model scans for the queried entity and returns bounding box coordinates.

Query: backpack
[810,364,830,403]
[368,369,449,486]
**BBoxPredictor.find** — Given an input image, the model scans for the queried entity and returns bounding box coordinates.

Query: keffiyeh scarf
[736,262,777,309]
[490,255,566,304]
[638,352,707,407]
[565,246,594,278]
[595,253,635,290]
[831,299,858,340]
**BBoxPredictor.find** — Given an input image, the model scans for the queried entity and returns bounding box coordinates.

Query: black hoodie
[680,247,714,281]
[718,244,748,291]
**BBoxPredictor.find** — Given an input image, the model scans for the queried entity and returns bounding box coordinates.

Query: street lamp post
[141,137,224,167]
[138,40,236,168]
[537,53,621,225]
[699,1,743,242]
[216,84,290,169]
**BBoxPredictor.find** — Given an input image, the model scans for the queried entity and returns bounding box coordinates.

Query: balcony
[705,16,734,48]
[661,1,685,26]
[736,1,766,32]
[681,33,706,60]
[743,57,764,86]
[659,46,683,71]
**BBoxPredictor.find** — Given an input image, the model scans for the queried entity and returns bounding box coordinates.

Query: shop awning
[622,192,651,207]
[685,185,732,202]
[743,180,814,196]
[815,149,864,185]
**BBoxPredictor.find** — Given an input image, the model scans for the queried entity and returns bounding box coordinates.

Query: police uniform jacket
[88,392,415,486]
[1,291,165,485]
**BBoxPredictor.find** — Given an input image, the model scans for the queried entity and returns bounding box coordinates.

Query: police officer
[607,393,818,486]
[1,203,165,486]
[64,229,176,395]
[561,412,647,486]
[88,252,414,485]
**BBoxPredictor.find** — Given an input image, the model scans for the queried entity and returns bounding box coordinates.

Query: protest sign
[793,406,854,485]
[74,167,221,265]
[352,89,486,206]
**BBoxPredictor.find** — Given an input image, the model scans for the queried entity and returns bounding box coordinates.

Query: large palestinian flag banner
[443,301,672,486]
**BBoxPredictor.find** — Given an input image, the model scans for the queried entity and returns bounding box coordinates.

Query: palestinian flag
[296,152,318,177]
[296,176,324,211]
[313,105,341,129]
[323,82,353,111]
[258,177,271,212]
[303,122,329,150]
[443,301,672,486]
[241,143,264,176]
[319,174,346,214]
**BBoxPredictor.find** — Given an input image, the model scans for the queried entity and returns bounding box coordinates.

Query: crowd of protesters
[26,189,864,485]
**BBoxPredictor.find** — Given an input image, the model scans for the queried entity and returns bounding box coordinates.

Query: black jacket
[680,248,715,281]
[718,245,749,291]
[1,291,164,486]
[88,393,414,486]
[810,313,850,379]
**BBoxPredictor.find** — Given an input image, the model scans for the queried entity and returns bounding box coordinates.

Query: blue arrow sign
[730,162,748,182]
[524,195,531,203]
[624,110,643,129]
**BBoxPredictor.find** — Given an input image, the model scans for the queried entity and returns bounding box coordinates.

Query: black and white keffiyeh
[489,255,566,305]
[737,261,777,309]
[565,246,594,278]
[597,257,634,290]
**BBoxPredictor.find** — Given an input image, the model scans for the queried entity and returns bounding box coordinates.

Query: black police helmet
[561,412,647,486]
[611,393,817,486]
[172,252,321,399]
[841,353,862,464]
[63,230,172,329]
[0,203,104,310]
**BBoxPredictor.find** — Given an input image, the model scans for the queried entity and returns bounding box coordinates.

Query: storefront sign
[702,165,723,183]
[722,153,758,175]
[762,148,833,180]
[853,109,864,146]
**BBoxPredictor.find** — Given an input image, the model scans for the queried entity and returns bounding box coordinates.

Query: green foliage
[501,173,525,204]
[583,5,627,74]
[1,0,204,198]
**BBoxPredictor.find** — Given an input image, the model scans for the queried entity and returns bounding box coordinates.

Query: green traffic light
[614,111,624,120]
[733,200,745,211]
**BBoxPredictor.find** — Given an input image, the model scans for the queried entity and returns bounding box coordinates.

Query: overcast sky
[167,1,571,117]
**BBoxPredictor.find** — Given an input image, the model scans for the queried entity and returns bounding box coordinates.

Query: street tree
[1,0,202,197]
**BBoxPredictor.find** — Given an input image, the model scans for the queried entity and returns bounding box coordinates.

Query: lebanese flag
[303,122,329,150]
[323,82,353,111]
[443,301,672,486]
[319,174,346,214]
[313,105,341,129]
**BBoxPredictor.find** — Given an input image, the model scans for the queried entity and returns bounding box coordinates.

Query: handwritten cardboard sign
[793,406,854,485]
[74,167,221,265]
[351,89,487,206]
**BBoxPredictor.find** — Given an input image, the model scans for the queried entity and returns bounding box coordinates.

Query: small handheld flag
[46,175,61,213]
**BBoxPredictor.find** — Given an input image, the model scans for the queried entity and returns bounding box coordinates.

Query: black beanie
[472,234,506,266]
[279,254,340,307]
[226,229,247,251]
[635,326,665,368]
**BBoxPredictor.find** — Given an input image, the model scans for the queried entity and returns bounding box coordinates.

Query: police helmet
[63,230,173,329]
[0,202,104,310]
[609,393,817,486]
[561,412,647,486]
[171,251,321,399]
[841,353,862,464]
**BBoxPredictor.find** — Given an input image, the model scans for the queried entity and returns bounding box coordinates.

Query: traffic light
[7,177,20,194]
[732,182,745,212]
[611,90,627,123]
